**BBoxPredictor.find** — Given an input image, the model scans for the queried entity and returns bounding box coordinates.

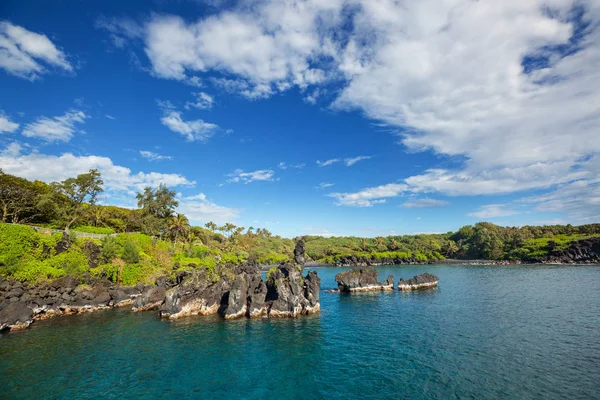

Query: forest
[1,168,599,284]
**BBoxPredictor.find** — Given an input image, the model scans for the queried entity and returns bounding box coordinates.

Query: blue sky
[1,0,599,237]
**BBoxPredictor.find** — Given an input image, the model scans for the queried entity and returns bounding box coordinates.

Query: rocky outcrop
[530,238,600,264]
[335,266,394,292]
[0,239,321,331]
[397,273,439,291]
[0,275,156,332]
[160,239,320,320]
[159,269,230,319]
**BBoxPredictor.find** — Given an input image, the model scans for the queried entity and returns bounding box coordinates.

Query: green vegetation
[1,169,599,284]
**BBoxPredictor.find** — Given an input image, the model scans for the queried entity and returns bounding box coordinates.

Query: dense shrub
[72,226,115,234]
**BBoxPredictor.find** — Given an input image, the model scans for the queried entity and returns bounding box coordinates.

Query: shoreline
[305,259,600,268]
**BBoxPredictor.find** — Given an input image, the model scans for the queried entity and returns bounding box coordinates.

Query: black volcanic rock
[335,266,394,292]
[0,302,33,331]
[294,238,306,265]
[531,238,600,264]
[397,272,439,291]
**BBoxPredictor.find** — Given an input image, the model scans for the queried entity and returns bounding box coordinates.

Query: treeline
[305,222,600,263]
[1,169,599,284]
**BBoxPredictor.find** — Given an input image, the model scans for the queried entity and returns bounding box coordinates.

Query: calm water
[2,265,600,399]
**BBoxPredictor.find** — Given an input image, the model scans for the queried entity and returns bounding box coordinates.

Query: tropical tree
[205,221,217,232]
[168,213,190,248]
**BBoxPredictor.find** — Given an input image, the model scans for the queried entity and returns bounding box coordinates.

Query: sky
[0,0,599,238]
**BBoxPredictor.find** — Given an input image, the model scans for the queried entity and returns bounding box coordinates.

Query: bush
[72,226,115,234]
[100,236,119,263]
[122,239,140,264]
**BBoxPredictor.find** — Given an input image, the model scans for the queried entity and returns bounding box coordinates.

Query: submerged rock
[335,266,394,292]
[397,272,439,291]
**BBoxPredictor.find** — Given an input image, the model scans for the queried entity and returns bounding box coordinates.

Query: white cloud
[185,92,214,110]
[100,1,600,223]
[316,158,340,167]
[105,114,116,120]
[227,169,275,184]
[315,182,334,190]
[0,21,72,79]
[317,156,372,167]
[159,105,219,142]
[278,161,305,170]
[140,150,172,162]
[178,193,239,225]
[468,204,521,219]
[344,155,372,166]
[21,109,87,142]
[0,113,19,133]
[0,144,194,193]
[401,198,448,208]
[328,183,408,207]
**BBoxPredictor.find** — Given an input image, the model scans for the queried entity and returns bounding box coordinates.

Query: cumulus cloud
[0,144,194,193]
[99,1,600,223]
[139,150,172,162]
[21,109,87,142]
[227,169,275,184]
[0,112,19,133]
[468,204,521,219]
[178,193,239,225]
[159,102,219,142]
[0,21,72,79]
[401,198,448,208]
[185,92,214,110]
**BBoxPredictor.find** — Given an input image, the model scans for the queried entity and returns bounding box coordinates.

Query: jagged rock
[397,272,439,291]
[335,266,394,292]
[530,238,600,264]
[294,238,306,265]
[303,270,320,312]
[266,264,319,317]
[0,302,33,331]
[133,286,166,312]
[54,232,71,254]
[82,240,101,269]
[156,276,167,288]
[248,281,268,317]
[224,265,262,319]
[159,270,230,319]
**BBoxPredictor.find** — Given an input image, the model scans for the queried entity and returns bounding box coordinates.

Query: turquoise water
[2,264,600,399]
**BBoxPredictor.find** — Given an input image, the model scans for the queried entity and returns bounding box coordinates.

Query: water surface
[2,264,599,399]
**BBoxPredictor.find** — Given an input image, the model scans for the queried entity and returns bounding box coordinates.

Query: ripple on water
[1,264,600,400]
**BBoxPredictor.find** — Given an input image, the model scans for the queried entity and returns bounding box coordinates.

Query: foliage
[52,169,104,230]
[121,239,140,264]
[72,225,115,234]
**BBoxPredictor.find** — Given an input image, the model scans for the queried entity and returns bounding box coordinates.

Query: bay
[1,264,599,399]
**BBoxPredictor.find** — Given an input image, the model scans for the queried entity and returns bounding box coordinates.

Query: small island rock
[397,272,439,291]
[335,266,394,292]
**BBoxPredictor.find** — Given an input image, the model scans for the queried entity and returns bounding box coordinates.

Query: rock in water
[397,272,439,291]
[294,237,306,265]
[335,266,394,292]
[266,265,320,317]
[0,302,33,331]
[159,270,230,320]
[224,264,264,319]
[133,285,166,311]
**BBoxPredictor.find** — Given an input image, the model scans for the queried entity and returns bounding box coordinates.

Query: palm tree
[375,236,385,251]
[389,239,399,251]
[205,221,217,232]
[168,213,190,249]
[92,206,107,227]
[360,238,368,252]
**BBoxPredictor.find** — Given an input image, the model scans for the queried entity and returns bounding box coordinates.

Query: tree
[53,169,104,230]
[0,170,41,224]
[168,213,190,248]
[136,184,178,237]
[205,221,217,232]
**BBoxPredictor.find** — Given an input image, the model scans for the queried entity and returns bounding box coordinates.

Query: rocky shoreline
[0,240,320,332]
